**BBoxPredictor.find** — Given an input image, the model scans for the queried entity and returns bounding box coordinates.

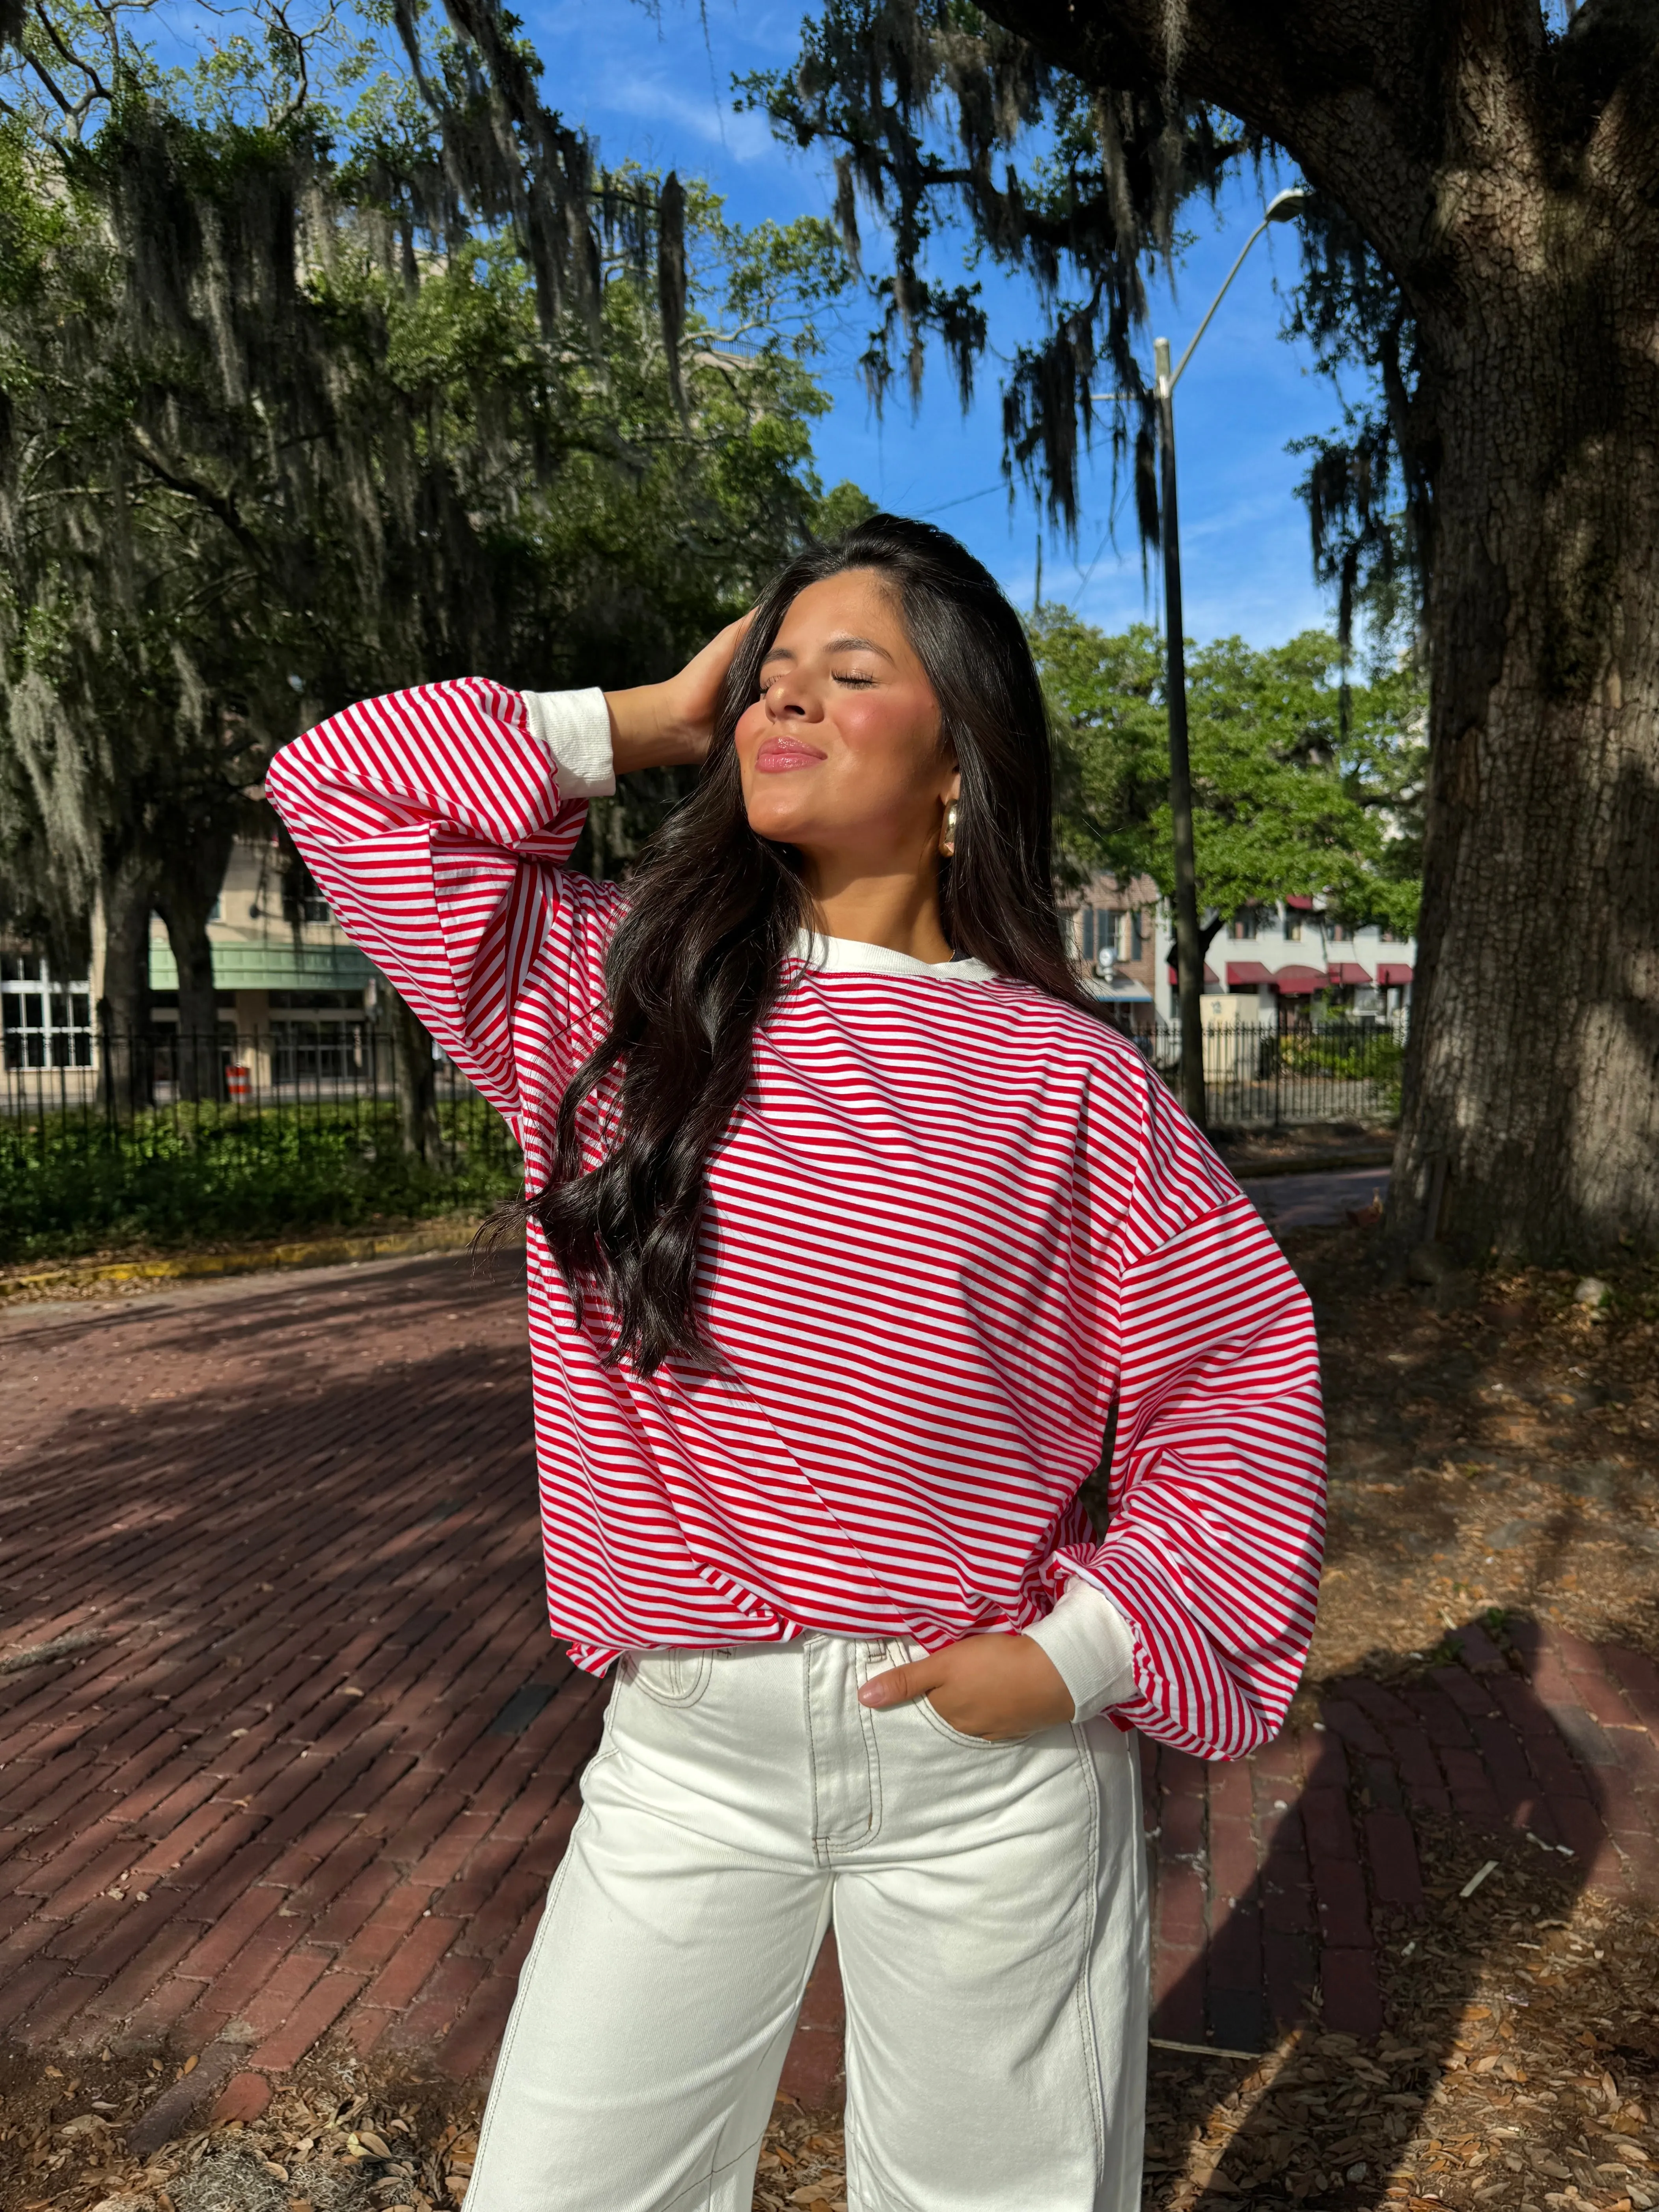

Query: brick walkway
[0,1253,605,2121]
[3,1254,1658,2138]
[1143,1620,1659,2057]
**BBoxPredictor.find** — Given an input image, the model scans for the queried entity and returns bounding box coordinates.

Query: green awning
[149,938,375,991]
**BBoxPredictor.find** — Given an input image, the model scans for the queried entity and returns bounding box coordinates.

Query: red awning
[1227,961,1273,987]
[1285,894,1315,911]
[1377,961,1414,986]
[1327,961,1372,986]
[1166,961,1221,985]
[1273,964,1328,995]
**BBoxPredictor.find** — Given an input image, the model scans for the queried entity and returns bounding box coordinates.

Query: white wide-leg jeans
[467,1633,1149,2212]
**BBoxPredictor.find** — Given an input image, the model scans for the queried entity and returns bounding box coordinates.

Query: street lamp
[1099,186,1311,1130]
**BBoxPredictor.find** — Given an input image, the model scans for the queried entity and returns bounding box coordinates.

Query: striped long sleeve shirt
[265,677,1326,1761]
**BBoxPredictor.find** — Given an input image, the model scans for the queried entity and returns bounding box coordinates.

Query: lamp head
[1265,187,1313,224]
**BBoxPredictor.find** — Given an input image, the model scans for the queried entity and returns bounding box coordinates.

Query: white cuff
[522,687,615,798]
[1025,1577,1137,1721]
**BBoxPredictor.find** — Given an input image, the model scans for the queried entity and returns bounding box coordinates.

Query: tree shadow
[0,1248,604,2048]
[1143,1611,1659,2210]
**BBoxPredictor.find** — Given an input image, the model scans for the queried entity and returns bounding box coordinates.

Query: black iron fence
[1094,1010,1406,1131]
[1,1010,1405,1266]
[1,1025,524,1265]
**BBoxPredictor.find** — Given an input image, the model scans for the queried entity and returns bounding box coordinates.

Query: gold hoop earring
[941,799,959,857]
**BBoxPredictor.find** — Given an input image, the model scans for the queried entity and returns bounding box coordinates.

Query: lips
[755,735,827,773]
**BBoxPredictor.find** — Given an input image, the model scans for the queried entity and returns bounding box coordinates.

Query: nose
[762,672,820,722]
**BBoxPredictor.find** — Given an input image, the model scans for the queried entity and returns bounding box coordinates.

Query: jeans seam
[844,2098,930,2212]
[803,1637,828,1868]
[1068,1720,1110,2185]
[466,1808,589,2200]
[630,1646,714,1709]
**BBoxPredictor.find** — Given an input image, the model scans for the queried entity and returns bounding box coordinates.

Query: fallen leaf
[179,2056,197,2079]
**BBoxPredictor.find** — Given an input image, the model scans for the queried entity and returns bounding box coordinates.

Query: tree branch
[126,430,268,565]
[976,0,1451,281]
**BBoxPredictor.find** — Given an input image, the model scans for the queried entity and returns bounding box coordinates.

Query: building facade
[1063,877,1416,1030]
[8,843,1419,1097]
[1157,894,1416,1028]
[1066,872,1161,1027]
[2,834,375,1098]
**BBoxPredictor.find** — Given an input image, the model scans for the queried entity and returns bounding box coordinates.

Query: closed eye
[757,668,878,694]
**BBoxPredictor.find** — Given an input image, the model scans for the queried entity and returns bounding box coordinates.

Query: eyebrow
[761,633,897,666]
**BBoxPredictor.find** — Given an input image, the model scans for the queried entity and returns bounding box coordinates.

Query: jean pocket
[916,1692,1031,1751]
[623,1646,714,1709]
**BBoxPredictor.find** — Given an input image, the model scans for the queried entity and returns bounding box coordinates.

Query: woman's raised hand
[604,612,754,776]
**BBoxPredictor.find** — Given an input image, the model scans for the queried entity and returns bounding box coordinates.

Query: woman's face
[733,569,960,870]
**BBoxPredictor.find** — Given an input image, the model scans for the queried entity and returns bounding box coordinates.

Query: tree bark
[155,823,237,1104]
[387,983,442,1163]
[95,845,157,1113]
[1390,240,1659,1260]
[978,0,1659,1262]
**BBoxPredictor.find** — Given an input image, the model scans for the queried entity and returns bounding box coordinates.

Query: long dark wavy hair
[532,513,1087,1372]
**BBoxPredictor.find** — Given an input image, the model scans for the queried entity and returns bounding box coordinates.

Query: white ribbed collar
[790,930,997,982]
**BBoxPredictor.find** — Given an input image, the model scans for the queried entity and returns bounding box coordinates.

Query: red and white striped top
[267,678,1325,1760]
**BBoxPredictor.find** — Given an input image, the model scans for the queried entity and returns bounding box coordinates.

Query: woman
[268,516,1324,2212]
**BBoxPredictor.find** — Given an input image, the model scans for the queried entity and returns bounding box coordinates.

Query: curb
[0,1216,488,1304]
[1223,1147,1394,1180]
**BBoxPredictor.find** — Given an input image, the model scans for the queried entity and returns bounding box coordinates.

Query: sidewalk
[2,1252,1657,2145]
[0,1252,600,2126]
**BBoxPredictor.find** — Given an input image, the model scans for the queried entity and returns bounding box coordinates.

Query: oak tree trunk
[95,846,157,1113]
[155,824,236,1104]
[971,0,1659,1265]
[387,983,442,1163]
[1390,217,1659,1262]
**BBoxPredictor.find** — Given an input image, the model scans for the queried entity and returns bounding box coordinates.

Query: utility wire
[916,481,1004,517]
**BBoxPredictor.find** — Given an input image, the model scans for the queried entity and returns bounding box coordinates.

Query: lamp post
[1111,187,1310,1130]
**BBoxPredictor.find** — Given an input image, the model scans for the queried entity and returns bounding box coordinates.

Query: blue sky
[519,0,1347,648]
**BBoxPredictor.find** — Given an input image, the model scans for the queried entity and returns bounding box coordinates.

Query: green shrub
[0,1099,524,1262]
[1269,1026,1405,1115]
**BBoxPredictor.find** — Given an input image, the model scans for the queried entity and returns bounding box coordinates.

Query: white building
[2,834,372,1099]
[1152,896,1415,1028]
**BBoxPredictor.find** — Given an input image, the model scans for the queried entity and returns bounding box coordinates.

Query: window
[1129,910,1143,958]
[1,954,93,1071]
[1284,909,1302,942]
[272,1019,366,1084]
[1326,916,1351,942]
[1077,910,1125,965]
[1229,910,1256,940]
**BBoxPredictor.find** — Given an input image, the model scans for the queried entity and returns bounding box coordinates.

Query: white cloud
[594,72,779,164]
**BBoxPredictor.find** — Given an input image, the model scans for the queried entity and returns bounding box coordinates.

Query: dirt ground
[1295,1220,1659,1688]
[4,1212,1659,2212]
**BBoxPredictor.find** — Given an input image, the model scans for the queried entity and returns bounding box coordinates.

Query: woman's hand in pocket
[857,1632,1073,1741]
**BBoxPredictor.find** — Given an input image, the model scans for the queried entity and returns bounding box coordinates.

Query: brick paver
[4,1255,1657,2136]
[1142,1615,1659,2057]
[0,1253,604,2117]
